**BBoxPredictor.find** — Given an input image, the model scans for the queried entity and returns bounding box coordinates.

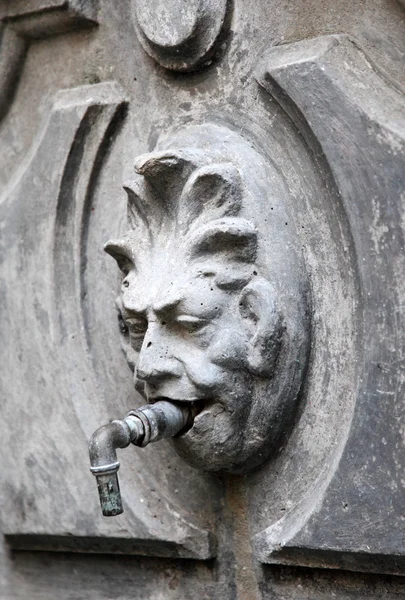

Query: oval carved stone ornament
[104,123,311,474]
[134,0,228,71]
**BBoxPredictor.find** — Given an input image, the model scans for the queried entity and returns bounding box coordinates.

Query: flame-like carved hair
[104,148,258,282]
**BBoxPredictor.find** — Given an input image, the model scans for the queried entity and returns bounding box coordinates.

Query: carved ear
[239,277,284,377]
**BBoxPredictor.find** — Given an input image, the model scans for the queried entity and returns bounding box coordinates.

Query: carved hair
[104,149,258,289]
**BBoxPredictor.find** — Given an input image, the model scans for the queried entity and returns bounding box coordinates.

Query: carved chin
[171,402,250,473]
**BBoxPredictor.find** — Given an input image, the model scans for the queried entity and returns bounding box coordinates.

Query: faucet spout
[89,419,136,516]
[89,401,194,516]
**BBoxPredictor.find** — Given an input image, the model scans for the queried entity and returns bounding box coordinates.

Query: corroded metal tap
[89,400,194,516]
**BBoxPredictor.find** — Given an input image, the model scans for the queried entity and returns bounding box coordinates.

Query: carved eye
[126,317,148,337]
[118,312,129,336]
[175,315,207,334]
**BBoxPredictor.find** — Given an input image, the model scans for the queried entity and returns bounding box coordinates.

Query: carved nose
[136,337,182,385]
[137,361,181,384]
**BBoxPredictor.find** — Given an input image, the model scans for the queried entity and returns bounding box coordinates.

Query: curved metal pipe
[89,419,138,516]
[89,401,193,516]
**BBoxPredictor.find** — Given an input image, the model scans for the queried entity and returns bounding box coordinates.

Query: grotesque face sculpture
[106,125,310,473]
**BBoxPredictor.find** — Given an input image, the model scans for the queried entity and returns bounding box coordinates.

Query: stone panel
[0,81,218,560]
[254,34,405,575]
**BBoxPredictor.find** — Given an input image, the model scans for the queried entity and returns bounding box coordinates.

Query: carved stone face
[117,252,281,472]
[106,125,310,473]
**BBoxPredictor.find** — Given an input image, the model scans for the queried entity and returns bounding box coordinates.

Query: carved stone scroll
[254,34,405,575]
[0,82,217,560]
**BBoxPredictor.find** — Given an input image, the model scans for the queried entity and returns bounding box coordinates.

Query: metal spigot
[89,400,194,517]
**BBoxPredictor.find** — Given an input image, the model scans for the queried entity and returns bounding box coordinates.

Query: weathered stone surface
[254,34,405,575]
[0,0,404,598]
[134,0,228,71]
[260,566,405,600]
[0,0,98,122]
[0,81,218,560]
[0,0,98,37]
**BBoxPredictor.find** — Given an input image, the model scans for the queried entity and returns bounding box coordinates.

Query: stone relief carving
[1,81,216,559]
[133,0,228,71]
[0,0,98,123]
[253,34,405,574]
[105,124,311,473]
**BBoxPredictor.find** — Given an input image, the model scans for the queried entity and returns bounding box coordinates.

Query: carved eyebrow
[121,305,148,319]
[153,297,183,315]
[122,296,185,318]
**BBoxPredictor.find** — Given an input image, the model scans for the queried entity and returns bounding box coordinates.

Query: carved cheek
[207,327,249,368]
[181,354,227,391]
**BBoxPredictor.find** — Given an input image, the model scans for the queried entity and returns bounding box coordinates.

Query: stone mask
[105,124,310,473]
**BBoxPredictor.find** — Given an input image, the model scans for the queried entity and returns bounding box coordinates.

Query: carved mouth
[148,396,226,438]
[148,397,215,431]
[150,397,205,414]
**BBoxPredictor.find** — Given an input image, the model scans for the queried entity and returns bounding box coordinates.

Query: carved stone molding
[0,0,98,122]
[133,0,228,71]
[0,0,98,37]
[254,34,405,575]
[0,81,218,560]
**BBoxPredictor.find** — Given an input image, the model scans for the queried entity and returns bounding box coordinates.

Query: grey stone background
[0,0,404,598]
